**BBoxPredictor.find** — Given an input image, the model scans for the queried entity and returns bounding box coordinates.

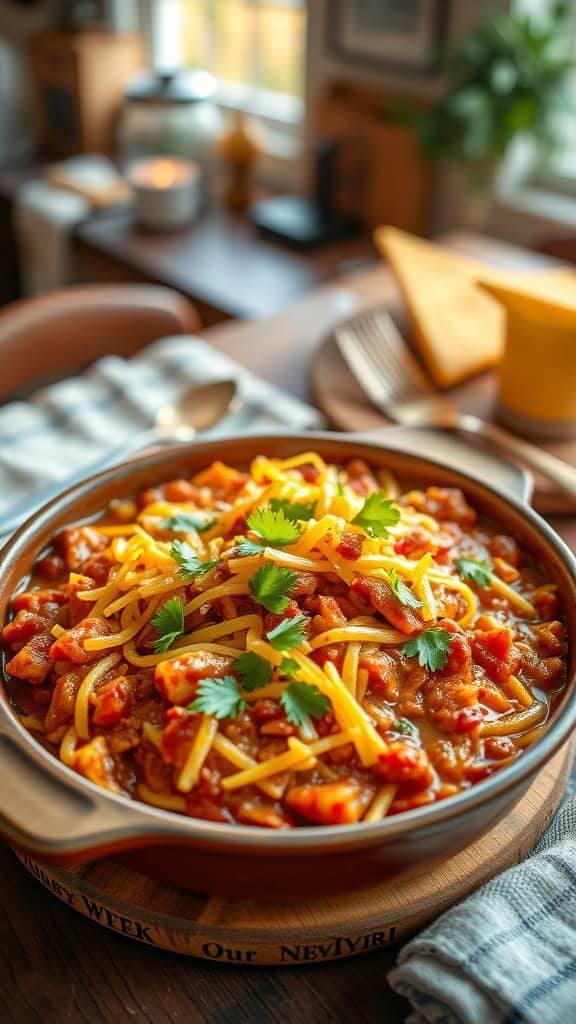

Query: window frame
[142,0,305,132]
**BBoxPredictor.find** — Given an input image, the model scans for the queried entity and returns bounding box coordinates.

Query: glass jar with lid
[118,69,223,169]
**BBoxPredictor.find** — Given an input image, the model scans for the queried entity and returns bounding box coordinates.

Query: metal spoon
[0,378,239,536]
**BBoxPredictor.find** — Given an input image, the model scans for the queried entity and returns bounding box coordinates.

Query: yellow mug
[479,275,576,439]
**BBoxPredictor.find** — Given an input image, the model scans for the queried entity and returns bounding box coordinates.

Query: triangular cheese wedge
[374,226,505,388]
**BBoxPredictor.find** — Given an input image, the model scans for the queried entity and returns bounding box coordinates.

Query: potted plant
[397,2,575,223]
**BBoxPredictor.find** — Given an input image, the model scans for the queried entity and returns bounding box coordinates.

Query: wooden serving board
[311,300,576,517]
[13,740,573,966]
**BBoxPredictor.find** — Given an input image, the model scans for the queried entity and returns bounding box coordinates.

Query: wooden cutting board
[13,739,573,966]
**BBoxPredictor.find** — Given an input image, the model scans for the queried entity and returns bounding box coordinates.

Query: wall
[0,1,56,166]
[303,0,513,235]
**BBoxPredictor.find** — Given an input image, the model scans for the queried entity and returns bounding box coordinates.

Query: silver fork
[335,308,576,501]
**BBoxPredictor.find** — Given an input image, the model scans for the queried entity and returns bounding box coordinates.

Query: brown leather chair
[0,284,201,401]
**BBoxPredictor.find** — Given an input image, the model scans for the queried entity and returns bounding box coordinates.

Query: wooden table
[73,207,378,326]
[1,231,574,1023]
[0,161,377,324]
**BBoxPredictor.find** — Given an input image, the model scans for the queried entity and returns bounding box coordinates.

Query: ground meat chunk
[92,675,136,727]
[154,651,235,704]
[3,610,53,648]
[50,617,117,665]
[375,739,434,790]
[6,633,54,684]
[57,526,108,573]
[405,487,476,526]
[351,575,423,634]
[44,666,87,732]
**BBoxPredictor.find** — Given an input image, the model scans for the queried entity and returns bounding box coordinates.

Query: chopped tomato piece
[237,800,295,829]
[316,595,347,630]
[263,599,303,635]
[164,479,202,502]
[359,646,399,701]
[291,571,318,597]
[310,644,344,673]
[484,736,515,760]
[469,627,519,685]
[407,487,476,526]
[13,589,66,614]
[160,708,201,767]
[68,574,96,625]
[154,651,235,704]
[375,740,433,790]
[336,532,363,561]
[489,534,522,568]
[50,617,116,665]
[57,526,108,573]
[492,557,520,583]
[286,781,373,825]
[6,633,54,684]
[532,620,567,656]
[3,610,52,648]
[532,590,560,620]
[92,675,135,726]
[345,459,378,496]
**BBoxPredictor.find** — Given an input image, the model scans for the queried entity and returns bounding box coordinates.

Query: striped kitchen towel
[389,779,576,1024]
[0,335,325,522]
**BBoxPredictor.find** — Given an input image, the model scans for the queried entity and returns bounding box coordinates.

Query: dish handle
[0,722,181,860]
[357,426,533,506]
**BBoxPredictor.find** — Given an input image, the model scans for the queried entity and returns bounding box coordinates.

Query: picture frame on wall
[327,0,450,77]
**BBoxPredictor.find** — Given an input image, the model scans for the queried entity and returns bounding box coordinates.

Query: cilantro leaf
[250,563,297,614]
[266,614,308,651]
[456,557,492,588]
[189,676,246,720]
[171,540,218,581]
[233,651,272,692]
[352,491,401,539]
[393,717,417,736]
[270,498,317,523]
[280,656,301,680]
[161,512,216,534]
[246,506,300,547]
[281,682,330,731]
[336,481,345,497]
[389,569,423,609]
[152,596,185,653]
[235,539,267,557]
[401,628,453,672]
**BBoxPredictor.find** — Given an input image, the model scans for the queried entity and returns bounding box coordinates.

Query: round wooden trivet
[13,740,573,966]
[311,319,576,516]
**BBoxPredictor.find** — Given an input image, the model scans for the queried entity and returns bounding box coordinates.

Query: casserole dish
[0,430,574,900]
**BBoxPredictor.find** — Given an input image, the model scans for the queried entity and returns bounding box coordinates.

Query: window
[149,0,306,129]
[507,0,576,200]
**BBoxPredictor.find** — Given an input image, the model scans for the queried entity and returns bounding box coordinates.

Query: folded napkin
[0,335,325,518]
[389,777,576,1024]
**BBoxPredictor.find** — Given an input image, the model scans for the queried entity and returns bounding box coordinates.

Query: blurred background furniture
[0,282,200,400]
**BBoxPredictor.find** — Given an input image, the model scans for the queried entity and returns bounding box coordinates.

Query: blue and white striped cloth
[389,776,576,1024]
[0,335,325,517]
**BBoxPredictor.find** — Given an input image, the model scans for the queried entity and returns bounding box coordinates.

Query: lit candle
[128,157,201,230]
